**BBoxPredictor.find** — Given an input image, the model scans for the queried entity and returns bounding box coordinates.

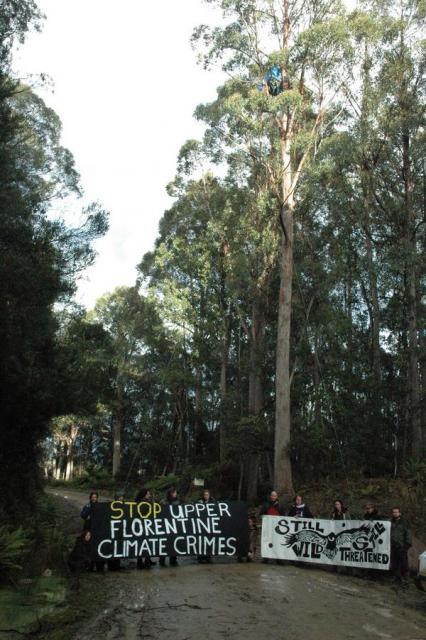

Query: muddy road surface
[50,488,426,640]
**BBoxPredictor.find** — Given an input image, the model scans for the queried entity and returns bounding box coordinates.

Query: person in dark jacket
[237,514,257,563]
[160,486,182,567]
[136,487,157,570]
[364,503,381,521]
[197,489,216,564]
[260,490,285,564]
[288,494,313,519]
[80,491,98,529]
[391,507,412,586]
[260,490,285,517]
[330,499,350,520]
[68,530,92,573]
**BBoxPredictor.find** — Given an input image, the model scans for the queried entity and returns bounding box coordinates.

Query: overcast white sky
[13,0,224,309]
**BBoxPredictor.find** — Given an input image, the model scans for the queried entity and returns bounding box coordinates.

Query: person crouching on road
[260,490,285,564]
[160,486,182,567]
[68,529,92,573]
[136,487,157,570]
[391,507,412,587]
[197,489,216,564]
[287,494,313,518]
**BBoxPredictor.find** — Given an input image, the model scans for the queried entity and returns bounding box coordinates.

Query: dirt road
[49,488,426,640]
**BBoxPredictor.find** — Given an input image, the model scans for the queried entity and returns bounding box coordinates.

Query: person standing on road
[197,489,216,564]
[330,499,350,520]
[363,503,381,521]
[287,494,313,518]
[80,492,104,572]
[135,487,157,570]
[260,490,285,564]
[390,507,412,587]
[160,486,182,567]
[80,491,99,530]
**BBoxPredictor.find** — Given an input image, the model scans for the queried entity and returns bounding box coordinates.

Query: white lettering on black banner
[90,501,249,560]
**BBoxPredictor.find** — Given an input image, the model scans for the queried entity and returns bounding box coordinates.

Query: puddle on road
[375,607,393,619]
[362,623,393,638]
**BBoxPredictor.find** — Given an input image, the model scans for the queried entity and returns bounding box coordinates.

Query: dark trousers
[391,546,409,579]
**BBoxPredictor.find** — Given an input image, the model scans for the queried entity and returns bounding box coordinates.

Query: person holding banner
[197,489,216,564]
[287,494,313,519]
[80,491,99,530]
[260,490,285,564]
[159,486,183,567]
[135,487,157,570]
[364,503,382,521]
[330,499,351,520]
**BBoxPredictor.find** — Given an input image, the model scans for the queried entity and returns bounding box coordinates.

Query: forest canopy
[1,0,425,516]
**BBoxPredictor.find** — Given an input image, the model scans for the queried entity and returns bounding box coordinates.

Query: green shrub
[146,474,181,497]
[0,526,30,579]
[403,459,426,484]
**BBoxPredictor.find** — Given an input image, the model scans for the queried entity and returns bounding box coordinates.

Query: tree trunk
[194,365,203,456]
[219,313,230,463]
[365,230,381,384]
[247,301,265,503]
[65,442,74,481]
[274,131,295,499]
[112,414,122,478]
[402,132,422,456]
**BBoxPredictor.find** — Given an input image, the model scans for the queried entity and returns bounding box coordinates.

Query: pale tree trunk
[65,445,73,481]
[219,312,230,464]
[112,414,122,478]
[274,128,295,500]
[246,301,265,503]
[194,365,203,456]
[54,440,63,480]
[402,132,422,456]
[365,230,381,384]
[64,424,79,481]
[274,0,295,500]
[359,43,382,387]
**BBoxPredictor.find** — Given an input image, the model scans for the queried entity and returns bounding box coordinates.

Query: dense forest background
[1,0,425,520]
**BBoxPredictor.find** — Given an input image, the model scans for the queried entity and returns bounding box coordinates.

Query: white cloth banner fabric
[261,517,391,570]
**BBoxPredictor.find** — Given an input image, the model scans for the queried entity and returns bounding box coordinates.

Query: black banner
[90,500,249,560]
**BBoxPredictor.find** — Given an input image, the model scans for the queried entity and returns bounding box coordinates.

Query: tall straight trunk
[54,442,63,480]
[313,340,321,429]
[65,442,74,481]
[219,313,230,464]
[402,132,422,456]
[247,301,265,503]
[65,424,78,481]
[274,129,295,499]
[112,413,122,478]
[194,365,203,456]
[248,301,265,416]
[274,0,295,498]
[365,230,381,384]
[359,44,381,387]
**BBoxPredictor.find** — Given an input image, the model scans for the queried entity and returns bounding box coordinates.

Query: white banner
[261,517,390,569]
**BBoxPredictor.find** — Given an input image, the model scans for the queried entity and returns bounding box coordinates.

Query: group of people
[69,487,413,587]
[257,491,412,585]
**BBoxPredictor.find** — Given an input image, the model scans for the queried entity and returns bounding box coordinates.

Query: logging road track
[47,488,426,640]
